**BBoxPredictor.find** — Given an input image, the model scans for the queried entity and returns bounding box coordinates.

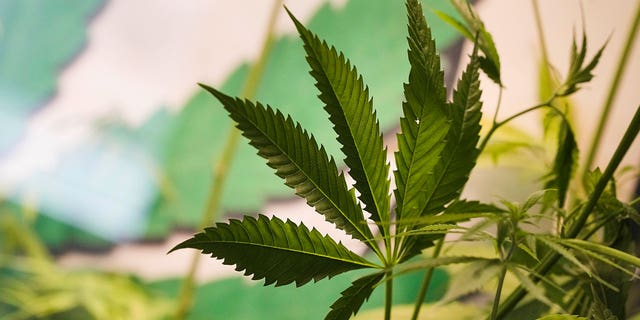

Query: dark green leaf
[420,45,483,216]
[325,272,385,320]
[394,0,449,228]
[200,85,377,249]
[400,36,483,259]
[287,9,391,235]
[590,300,619,320]
[170,215,378,287]
[545,120,578,208]
[445,199,505,214]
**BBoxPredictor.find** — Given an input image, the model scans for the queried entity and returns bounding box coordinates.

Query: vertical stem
[385,272,394,320]
[531,0,550,69]
[410,238,444,320]
[173,1,282,319]
[582,0,640,177]
[490,266,508,320]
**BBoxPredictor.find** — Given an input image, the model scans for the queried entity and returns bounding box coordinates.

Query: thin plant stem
[582,0,640,178]
[490,266,508,320]
[531,0,550,70]
[173,1,282,319]
[410,237,444,320]
[477,97,556,154]
[385,272,394,320]
[494,105,640,318]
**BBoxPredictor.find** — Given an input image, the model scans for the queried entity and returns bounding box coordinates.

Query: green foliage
[557,33,606,97]
[171,215,378,287]
[435,0,502,84]
[326,272,386,320]
[286,9,391,233]
[143,0,463,237]
[171,0,640,319]
[0,201,172,320]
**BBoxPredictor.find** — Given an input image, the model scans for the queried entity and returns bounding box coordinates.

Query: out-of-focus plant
[0,199,173,320]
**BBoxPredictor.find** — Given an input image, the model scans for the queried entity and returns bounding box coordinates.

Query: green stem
[494,105,640,318]
[410,237,444,320]
[478,97,555,154]
[173,1,282,318]
[582,0,640,178]
[385,272,394,320]
[490,265,508,320]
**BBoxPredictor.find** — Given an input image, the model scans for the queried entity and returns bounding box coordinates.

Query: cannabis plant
[171,0,640,319]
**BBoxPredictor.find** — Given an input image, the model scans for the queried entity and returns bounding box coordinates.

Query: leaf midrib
[188,238,380,268]
[306,38,388,220]
[235,104,373,243]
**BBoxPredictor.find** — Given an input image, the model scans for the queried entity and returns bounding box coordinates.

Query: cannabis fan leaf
[199,85,377,250]
[170,215,377,287]
[171,0,485,318]
[286,8,391,236]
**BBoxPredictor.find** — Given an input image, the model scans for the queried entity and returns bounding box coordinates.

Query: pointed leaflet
[325,272,385,320]
[421,48,482,216]
[450,0,502,85]
[394,0,449,226]
[557,33,605,96]
[170,215,378,287]
[200,85,376,248]
[545,120,577,208]
[286,9,391,231]
[399,38,483,260]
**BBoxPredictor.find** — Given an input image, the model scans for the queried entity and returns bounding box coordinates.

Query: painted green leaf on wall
[0,0,103,151]
[145,0,463,236]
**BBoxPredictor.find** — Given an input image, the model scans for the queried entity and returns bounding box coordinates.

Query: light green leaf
[536,236,592,276]
[170,215,378,287]
[433,9,474,39]
[507,264,559,310]
[326,272,385,320]
[396,255,493,277]
[562,239,640,269]
[560,240,637,278]
[450,0,501,84]
[537,315,588,320]
[440,258,501,303]
[287,9,391,235]
[200,85,377,249]
[557,33,605,96]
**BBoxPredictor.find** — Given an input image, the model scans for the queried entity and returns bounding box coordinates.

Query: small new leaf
[450,0,502,85]
[557,33,605,96]
[200,85,377,249]
[170,215,378,287]
[325,272,385,320]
